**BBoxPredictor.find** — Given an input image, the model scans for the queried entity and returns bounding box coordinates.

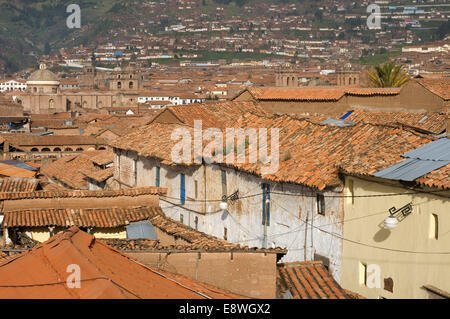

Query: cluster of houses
[0,71,449,299]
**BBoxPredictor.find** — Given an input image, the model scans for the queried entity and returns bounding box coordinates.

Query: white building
[0,79,27,92]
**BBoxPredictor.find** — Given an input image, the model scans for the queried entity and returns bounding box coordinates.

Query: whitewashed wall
[113,149,344,282]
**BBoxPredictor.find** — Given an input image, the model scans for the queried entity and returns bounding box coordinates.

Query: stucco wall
[113,150,344,282]
[340,175,450,299]
[126,250,278,298]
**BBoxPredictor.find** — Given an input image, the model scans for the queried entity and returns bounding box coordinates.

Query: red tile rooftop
[237,86,401,101]
[0,227,244,299]
[0,178,39,193]
[0,186,167,201]
[277,261,353,299]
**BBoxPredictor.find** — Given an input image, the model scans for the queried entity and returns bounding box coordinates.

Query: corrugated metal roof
[0,160,38,171]
[373,138,450,181]
[402,138,450,161]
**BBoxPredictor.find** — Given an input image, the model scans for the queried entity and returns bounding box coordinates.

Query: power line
[160,190,450,255]
[271,200,450,255]
[160,187,450,203]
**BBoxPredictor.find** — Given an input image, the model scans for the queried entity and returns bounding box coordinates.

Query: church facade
[20,64,144,114]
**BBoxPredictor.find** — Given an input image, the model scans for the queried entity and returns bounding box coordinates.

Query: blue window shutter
[180,173,185,204]
[156,166,160,187]
[262,184,266,225]
[262,184,270,226]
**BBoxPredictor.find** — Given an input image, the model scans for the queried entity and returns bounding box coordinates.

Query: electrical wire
[159,187,450,254]
[160,187,450,203]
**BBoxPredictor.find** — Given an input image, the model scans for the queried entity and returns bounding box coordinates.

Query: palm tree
[367,62,409,88]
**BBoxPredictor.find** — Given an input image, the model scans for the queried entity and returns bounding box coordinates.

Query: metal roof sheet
[373,158,450,181]
[321,118,355,127]
[0,160,38,171]
[373,138,450,181]
[402,138,450,161]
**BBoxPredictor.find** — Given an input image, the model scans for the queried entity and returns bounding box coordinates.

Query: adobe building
[233,78,449,115]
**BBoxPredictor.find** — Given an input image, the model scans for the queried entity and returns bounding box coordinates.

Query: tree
[367,62,409,88]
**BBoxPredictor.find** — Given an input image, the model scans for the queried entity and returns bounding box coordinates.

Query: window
[180,173,185,204]
[180,214,184,224]
[155,166,160,187]
[314,253,330,271]
[194,216,198,230]
[359,262,367,286]
[129,81,134,89]
[224,227,228,240]
[430,214,439,240]
[262,183,270,226]
[316,194,325,215]
[117,81,122,89]
[221,170,227,196]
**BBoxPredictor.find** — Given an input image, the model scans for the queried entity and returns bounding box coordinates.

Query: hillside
[0,0,448,73]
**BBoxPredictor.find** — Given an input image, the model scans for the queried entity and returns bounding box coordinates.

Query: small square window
[316,194,325,215]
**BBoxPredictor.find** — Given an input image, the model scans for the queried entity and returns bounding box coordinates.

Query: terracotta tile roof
[151,104,224,129]
[80,166,114,183]
[0,226,242,299]
[112,111,435,190]
[203,101,270,127]
[1,205,286,256]
[417,78,450,100]
[0,178,39,193]
[341,109,447,134]
[412,163,450,190]
[2,206,162,228]
[0,186,167,201]
[90,151,114,166]
[277,261,350,299]
[41,150,111,189]
[1,134,103,147]
[111,122,199,166]
[238,86,400,101]
[143,213,286,254]
[229,113,435,190]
